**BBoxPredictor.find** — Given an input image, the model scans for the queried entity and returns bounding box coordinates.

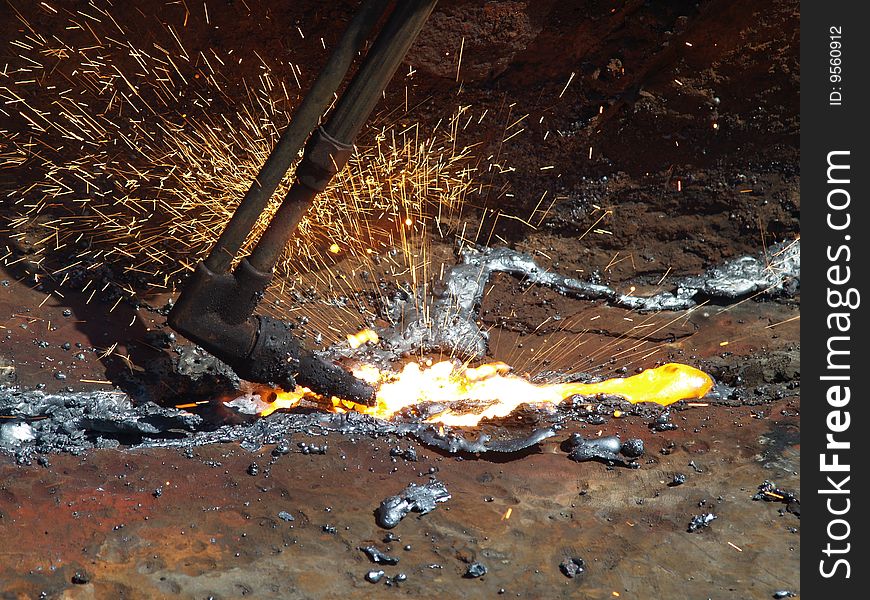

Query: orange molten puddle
[257,361,714,427]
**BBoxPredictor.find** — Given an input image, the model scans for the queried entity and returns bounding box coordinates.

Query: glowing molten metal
[257,360,714,427]
[347,329,380,349]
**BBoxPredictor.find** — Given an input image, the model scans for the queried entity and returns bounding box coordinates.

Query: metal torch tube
[247,0,438,273]
[203,0,390,274]
[325,0,438,142]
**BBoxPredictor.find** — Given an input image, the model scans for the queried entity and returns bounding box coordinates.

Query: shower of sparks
[1,1,476,318]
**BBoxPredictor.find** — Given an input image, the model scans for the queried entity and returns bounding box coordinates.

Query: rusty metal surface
[1,399,799,600]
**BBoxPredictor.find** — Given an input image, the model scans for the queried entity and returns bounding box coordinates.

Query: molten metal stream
[257,359,714,427]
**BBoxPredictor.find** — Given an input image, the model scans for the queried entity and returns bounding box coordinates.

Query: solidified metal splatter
[687,512,717,532]
[409,425,558,454]
[365,570,385,583]
[390,446,418,461]
[559,556,586,578]
[752,480,798,504]
[224,392,274,416]
[375,479,451,529]
[371,241,799,360]
[652,409,678,432]
[752,480,800,517]
[360,545,400,565]
[620,438,645,458]
[0,422,35,445]
[464,562,487,578]
[669,473,687,487]
[0,389,202,458]
[564,432,642,468]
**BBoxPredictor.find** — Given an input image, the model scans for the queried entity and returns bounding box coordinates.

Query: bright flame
[257,389,315,417]
[262,361,714,426]
[346,328,379,349]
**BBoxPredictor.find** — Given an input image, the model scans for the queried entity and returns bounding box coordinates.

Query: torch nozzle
[236,316,376,406]
[168,265,376,405]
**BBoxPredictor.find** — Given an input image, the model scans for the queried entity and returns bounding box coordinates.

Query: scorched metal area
[1,0,800,598]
